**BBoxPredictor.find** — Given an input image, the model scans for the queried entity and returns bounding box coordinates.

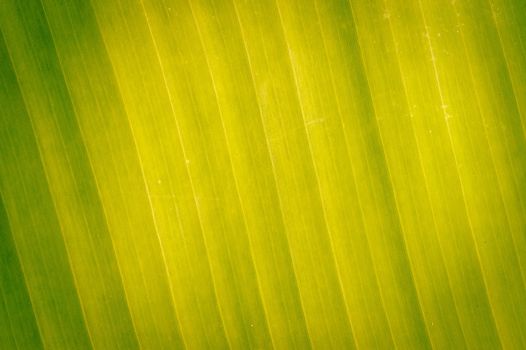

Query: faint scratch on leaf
[305,118,326,127]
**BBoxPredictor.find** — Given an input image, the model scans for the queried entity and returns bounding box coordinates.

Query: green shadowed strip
[42,0,230,347]
[0,0,149,347]
[487,0,526,139]
[0,192,43,349]
[0,30,92,349]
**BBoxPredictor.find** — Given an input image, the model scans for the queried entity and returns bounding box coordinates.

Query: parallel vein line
[346,1,432,348]
[89,0,186,346]
[486,0,526,139]
[0,31,45,350]
[384,0,466,346]
[138,0,231,347]
[1,19,93,349]
[274,0,357,347]
[0,190,42,350]
[416,0,502,345]
[0,188,45,350]
[187,1,275,347]
[312,0,396,347]
[230,0,313,347]
[452,3,524,344]
[452,0,526,294]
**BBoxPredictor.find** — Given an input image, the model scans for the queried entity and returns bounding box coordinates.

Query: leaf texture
[1,0,526,348]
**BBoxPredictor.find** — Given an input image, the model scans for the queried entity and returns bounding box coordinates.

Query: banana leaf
[1,0,525,348]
